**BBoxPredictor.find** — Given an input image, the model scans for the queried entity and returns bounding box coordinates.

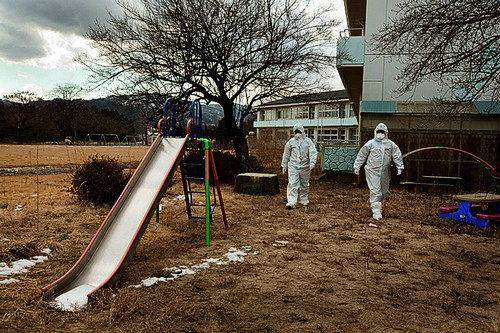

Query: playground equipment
[402,146,500,193]
[159,98,228,246]
[84,133,120,145]
[42,97,227,310]
[438,193,500,228]
[122,135,145,145]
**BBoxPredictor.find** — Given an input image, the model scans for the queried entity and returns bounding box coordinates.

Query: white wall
[362,0,455,102]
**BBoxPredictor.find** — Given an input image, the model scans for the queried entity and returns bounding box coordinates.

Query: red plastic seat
[476,213,500,221]
[439,204,481,213]
[439,206,458,213]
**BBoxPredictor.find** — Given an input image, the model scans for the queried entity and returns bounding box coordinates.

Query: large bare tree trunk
[221,101,251,172]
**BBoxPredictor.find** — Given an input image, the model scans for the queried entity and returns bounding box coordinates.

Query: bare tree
[3,91,40,142]
[51,83,82,101]
[51,83,83,138]
[84,0,339,169]
[115,92,180,141]
[372,0,499,113]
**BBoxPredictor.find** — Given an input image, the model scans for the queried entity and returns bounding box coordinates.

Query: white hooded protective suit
[281,123,318,207]
[353,123,404,219]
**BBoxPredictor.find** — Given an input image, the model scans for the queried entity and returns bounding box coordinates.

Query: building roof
[259,90,347,107]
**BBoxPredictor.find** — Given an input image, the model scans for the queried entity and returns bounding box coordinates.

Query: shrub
[71,154,131,206]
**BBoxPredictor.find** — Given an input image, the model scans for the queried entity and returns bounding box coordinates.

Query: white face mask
[294,133,302,139]
[376,133,385,140]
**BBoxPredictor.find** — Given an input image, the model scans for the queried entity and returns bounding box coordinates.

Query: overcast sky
[0,0,346,100]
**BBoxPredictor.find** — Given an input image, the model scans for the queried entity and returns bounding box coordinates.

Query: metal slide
[42,135,189,310]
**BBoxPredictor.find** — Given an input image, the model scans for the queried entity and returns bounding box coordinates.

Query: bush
[71,154,131,206]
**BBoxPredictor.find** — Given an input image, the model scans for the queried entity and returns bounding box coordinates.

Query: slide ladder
[179,99,228,245]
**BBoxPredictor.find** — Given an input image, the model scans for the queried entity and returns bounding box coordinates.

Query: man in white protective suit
[281,123,318,209]
[353,123,404,220]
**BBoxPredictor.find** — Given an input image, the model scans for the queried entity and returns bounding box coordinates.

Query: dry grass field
[0,143,499,333]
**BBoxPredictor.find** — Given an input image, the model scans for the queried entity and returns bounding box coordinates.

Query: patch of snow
[41,248,51,255]
[0,249,50,277]
[272,240,289,247]
[0,278,19,285]
[51,284,95,311]
[1,258,39,276]
[191,262,210,269]
[220,248,247,264]
[166,266,196,278]
[141,277,163,287]
[131,246,257,289]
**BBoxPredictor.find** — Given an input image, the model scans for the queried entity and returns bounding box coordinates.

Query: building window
[260,110,275,121]
[339,128,346,141]
[309,106,315,119]
[263,110,273,121]
[317,128,350,142]
[305,129,314,137]
[347,104,354,117]
[349,128,359,143]
[318,103,339,118]
[275,107,290,119]
[339,104,346,118]
[318,129,338,141]
[295,106,309,119]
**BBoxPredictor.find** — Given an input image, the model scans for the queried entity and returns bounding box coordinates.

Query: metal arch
[402,146,500,192]
[402,146,500,178]
[159,97,177,137]
[189,98,203,140]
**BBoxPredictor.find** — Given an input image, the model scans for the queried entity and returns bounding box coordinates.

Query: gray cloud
[0,0,121,62]
[0,22,46,60]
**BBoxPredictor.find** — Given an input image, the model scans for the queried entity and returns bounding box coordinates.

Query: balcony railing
[337,29,365,67]
[339,28,364,38]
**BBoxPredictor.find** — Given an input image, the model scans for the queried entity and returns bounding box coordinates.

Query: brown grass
[0,143,499,332]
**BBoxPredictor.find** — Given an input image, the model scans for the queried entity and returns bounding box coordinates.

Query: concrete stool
[234,173,280,195]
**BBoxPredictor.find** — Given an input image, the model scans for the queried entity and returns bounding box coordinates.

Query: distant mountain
[200,104,224,126]
[84,97,254,127]
[1,96,254,127]
[81,96,141,121]
[200,103,256,126]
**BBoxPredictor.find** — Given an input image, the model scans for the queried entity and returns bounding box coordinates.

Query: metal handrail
[159,97,176,137]
[189,98,203,140]
[339,28,364,38]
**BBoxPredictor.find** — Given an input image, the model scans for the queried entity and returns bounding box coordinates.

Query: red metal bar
[157,117,166,134]
[209,150,229,230]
